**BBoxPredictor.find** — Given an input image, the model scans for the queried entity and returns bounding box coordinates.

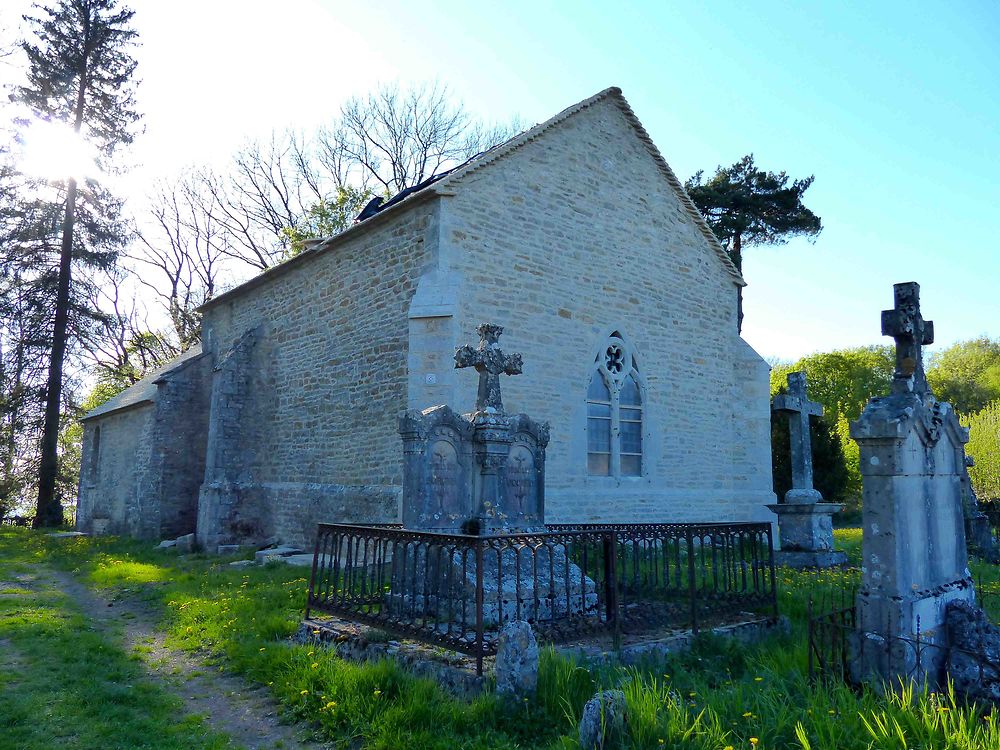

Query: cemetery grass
[3,528,1000,750]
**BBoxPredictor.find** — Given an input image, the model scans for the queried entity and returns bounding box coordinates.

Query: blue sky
[5,0,997,361]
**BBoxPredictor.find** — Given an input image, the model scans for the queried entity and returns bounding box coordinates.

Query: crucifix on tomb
[454,323,523,414]
[881,281,934,395]
[773,371,824,503]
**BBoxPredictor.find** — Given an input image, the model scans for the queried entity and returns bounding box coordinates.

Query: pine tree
[14,0,140,526]
[685,155,822,332]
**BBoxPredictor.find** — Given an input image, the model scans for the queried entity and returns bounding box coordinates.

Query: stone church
[76,87,776,548]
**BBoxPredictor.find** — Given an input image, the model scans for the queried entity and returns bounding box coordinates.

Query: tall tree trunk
[34,12,90,527]
[34,177,77,527]
[732,232,744,334]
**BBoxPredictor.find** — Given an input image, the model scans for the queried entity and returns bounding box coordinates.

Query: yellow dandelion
[311,662,319,669]
[750,739,759,747]
[300,689,309,695]
[743,711,753,718]
[754,677,763,682]
[259,647,266,652]
[374,689,382,696]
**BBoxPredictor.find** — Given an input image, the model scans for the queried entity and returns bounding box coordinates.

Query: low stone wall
[295,614,788,696]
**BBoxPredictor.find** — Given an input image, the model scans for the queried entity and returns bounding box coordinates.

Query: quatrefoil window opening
[587,333,643,478]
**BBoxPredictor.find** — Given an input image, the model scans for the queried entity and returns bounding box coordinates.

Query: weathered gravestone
[399,323,549,533]
[767,371,847,569]
[392,323,596,626]
[851,282,976,686]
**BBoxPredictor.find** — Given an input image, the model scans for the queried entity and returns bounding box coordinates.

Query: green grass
[2,527,1000,749]
[0,533,231,750]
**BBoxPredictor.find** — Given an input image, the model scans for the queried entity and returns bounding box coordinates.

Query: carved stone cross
[454,323,523,413]
[881,281,934,395]
[773,371,824,503]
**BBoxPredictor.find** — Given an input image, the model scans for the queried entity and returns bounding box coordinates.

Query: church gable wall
[199,201,438,546]
[438,98,769,523]
[77,404,156,536]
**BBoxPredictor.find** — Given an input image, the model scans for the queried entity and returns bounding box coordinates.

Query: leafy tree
[14,0,140,527]
[770,346,895,425]
[685,155,822,331]
[927,337,1000,416]
[282,185,376,257]
[966,401,1000,501]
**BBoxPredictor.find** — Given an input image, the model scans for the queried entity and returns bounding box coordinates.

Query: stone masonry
[78,88,776,548]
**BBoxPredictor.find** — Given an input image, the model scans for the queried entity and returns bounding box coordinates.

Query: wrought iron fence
[808,596,1000,691]
[305,522,777,674]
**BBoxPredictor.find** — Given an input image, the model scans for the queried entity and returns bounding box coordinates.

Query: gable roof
[426,87,744,285]
[82,344,205,422]
[201,86,743,312]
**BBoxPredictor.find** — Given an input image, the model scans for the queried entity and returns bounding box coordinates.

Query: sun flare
[18,119,100,182]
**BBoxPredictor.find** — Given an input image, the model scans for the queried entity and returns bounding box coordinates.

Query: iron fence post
[475,538,484,676]
[765,525,778,620]
[602,531,619,644]
[687,527,698,635]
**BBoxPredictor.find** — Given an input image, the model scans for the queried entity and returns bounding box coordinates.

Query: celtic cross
[454,323,523,413]
[881,282,934,395]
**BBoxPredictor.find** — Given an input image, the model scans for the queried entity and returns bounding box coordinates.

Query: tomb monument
[393,323,595,625]
[767,372,847,568]
[851,282,975,686]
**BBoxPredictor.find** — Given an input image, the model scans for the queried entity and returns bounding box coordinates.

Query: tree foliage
[686,155,822,331]
[282,185,374,257]
[966,401,1000,501]
[685,155,823,267]
[927,337,1000,416]
[770,346,895,425]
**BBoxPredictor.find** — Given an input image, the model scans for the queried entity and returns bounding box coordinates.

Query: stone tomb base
[851,578,976,687]
[768,502,847,569]
[387,542,598,628]
[775,549,848,570]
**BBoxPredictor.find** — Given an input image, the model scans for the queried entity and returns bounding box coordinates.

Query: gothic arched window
[586,332,644,477]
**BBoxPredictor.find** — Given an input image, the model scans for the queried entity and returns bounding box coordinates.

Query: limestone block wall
[412,97,773,524]
[77,404,156,535]
[154,353,212,538]
[198,199,437,547]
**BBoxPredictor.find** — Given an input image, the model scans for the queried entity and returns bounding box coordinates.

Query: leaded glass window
[586,332,644,478]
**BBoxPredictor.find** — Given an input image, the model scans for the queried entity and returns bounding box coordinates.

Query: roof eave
[80,398,155,423]
[198,189,439,313]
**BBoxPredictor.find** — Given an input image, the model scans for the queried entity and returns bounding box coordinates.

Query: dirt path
[43,568,330,750]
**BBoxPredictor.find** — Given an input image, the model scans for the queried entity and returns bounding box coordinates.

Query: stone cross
[881,281,934,395]
[455,323,523,413]
[773,371,824,503]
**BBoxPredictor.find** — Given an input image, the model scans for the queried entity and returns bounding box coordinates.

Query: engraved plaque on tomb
[399,405,475,530]
[427,435,460,516]
[496,414,549,530]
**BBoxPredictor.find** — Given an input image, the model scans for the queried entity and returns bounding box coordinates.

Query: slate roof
[81,344,205,422]
[200,86,743,312]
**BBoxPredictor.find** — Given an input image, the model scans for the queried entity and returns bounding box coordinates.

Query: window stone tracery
[586,331,644,477]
